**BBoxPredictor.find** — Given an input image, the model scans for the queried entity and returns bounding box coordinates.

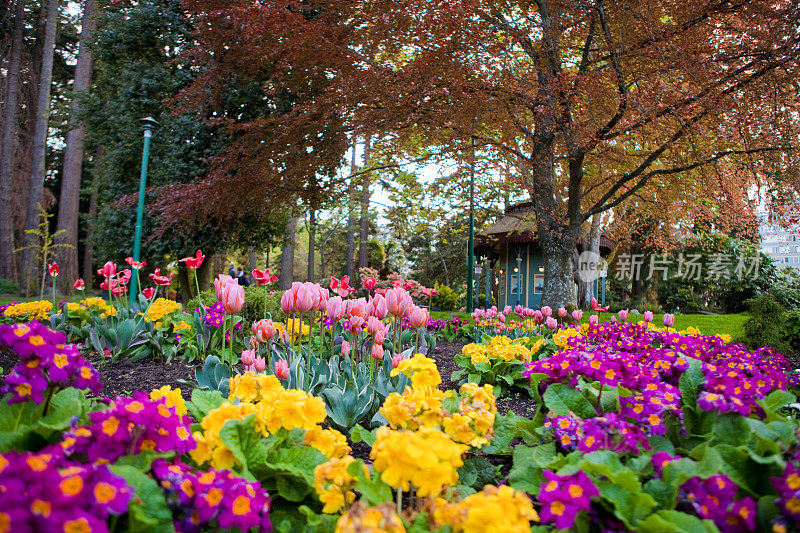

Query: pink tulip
[643,311,654,323]
[294,283,314,313]
[249,337,259,350]
[214,274,237,300]
[348,315,365,333]
[409,306,430,329]
[220,283,245,314]
[326,296,347,321]
[279,329,291,344]
[252,319,276,342]
[341,341,351,356]
[241,349,256,367]
[392,353,403,368]
[572,309,583,321]
[545,317,558,329]
[280,289,294,314]
[663,313,675,327]
[533,310,543,322]
[386,287,412,318]
[371,343,384,360]
[541,306,552,318]
[254,356,266,372]
[274,359,290,379]
[363,277,377,290]
[618,309,629,322]
[498,314,506,323]
[348,298,368,319]
[589,315,599,325]
[558,307,567,318]
[367,294,388,320]
[97,261,117,278]
[375,330,386,345]
[366,316,383,335]
[514,305,524,316]
[610,316,618,322]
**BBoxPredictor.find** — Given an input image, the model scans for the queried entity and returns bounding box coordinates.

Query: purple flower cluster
[578,413,651,453]
[0,302,18,316]
[61,391,194,463]
[525,322,790,419]
[203,301,225,327]
[538,470,599,529]
[151,458,272,533]
[545,413,583,450]
[679,474,756,532]
[0,448,130,532]
[619,382,682,435]
[651,454,756,532]
[771,453,800,526]
[0,321,101,404]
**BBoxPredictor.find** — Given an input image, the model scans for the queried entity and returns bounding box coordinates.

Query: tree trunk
[307,208,316,282]
[539,230,578,308]
[344,139,358,278]
[20,0,59,293]
[177,264,192,303]
[197,252,213,292]
[358,137,371,273]
[0,0,26,280]
[55,0,96,293]
[248,246,256,272]
[279,214,299,289]
[82,179,98,289]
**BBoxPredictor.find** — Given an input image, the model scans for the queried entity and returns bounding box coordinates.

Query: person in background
[228,262,236,278]
[237,267,251,287]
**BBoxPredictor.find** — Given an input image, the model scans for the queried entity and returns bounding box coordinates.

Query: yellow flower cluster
[314,456,366,513]
[304,426,351,459]
[433,485,539,533]
[3,300,52,320]
[462,336,535,365]
[442,383,496,448]
[371,425,467,497]
[382,355,496,448]
[391,353,442,390]
[144,298,182,322]
[552,328,582,349]
[173,320,192,332]
[335,502,406,533]
[191,372,327,470]
[149,385,187,416]
[276,318,310,342]
[81,297,117,317]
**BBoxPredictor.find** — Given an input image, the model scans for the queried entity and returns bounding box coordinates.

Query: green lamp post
[466,137,476,313]
[129,116,158,306]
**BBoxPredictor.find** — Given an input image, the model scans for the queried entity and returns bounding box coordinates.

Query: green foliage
[241,286,286,326]
[109,465,174,533]
[193,355,231,397]
[769,266,800,311]
[739,294,790,352]
[0,278,18,294]
[784,311,800,352]
[430,283,459,311]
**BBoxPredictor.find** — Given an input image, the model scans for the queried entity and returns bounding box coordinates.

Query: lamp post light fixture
[129,116,159,306]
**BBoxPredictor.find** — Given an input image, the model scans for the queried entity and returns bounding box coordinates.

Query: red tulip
[73,279,85,291]
[179,250,205,270]
[125,257,146,269]
[251,268,278,285]
[141,287,156,299]
[274,359,290,379]
[119,269,132,285]
[330,275,356,297]
[363,277,377,290]
[149,268,174,287]
[47,263,59,277]
[97,261,117,278]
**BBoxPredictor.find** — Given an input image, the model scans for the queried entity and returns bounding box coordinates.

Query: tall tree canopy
[176,0,800,306]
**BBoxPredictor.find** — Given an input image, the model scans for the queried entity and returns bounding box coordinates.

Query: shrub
[739,294,790,353]
[770,266,800,311]
[785,310,800,352]
[0,277,18,294]
[430,283,459,311]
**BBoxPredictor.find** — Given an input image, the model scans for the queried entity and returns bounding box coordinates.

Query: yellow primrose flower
[190,401,259,469]
[390,353,442,390]
[371,426,466,497]
[174,320,192,332]
[335,502,406,533]
[553,328,582,349]
[380,386,447,430]
[314,456,365,514]
[434,485,539,532]
[257,388,327,434]
[149,385,187,416]
[305,426,351,459]
[3,300,53,320]
[144,298,182,322]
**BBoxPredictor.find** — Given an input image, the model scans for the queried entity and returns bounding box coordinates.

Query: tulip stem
[305,311,312,387]
[414,329,420,354]
[396,488,402,513]
[194,269,203,309]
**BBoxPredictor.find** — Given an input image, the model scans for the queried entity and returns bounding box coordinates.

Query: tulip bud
[341,341,351,356]
[541,306,552,318]
[618,309,629,322]
[73,278,85,291]
[375,331,385,345]
[409,306,429,329]
[558,307,567,317]
[371,343,384,360]
[391,353,403,368]
[252,319,276,342]
[221,283,245,314]
[254,356,266,372]
[663,313,675,327]
[545,317,558,329]
[589,315,599,325]
[279,329,291,344]
[274,359,290,379]
[643,310,654,323]
[572,309,583,321]
[241,349,256,367]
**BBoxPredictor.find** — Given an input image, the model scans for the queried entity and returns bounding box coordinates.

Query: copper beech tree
[170,0,800,307]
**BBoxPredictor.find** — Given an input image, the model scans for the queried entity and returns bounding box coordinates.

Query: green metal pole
[466,137,475,313]
[484,259,492,308]
[129,117,158,306]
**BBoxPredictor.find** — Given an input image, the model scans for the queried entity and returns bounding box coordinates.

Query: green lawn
[430,310,748,338]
